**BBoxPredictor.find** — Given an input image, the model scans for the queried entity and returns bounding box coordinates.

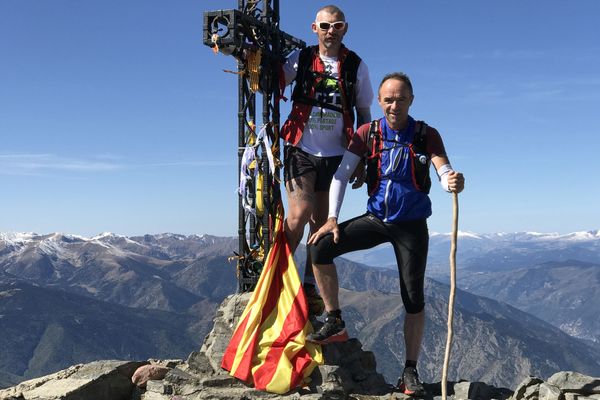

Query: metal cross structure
[203,1,305,292]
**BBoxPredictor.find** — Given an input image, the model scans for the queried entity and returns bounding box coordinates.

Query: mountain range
[343,230,600,272]
[1,230,599,389]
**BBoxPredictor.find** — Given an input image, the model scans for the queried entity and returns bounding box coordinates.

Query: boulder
[547,371,600,395]
[0,360,146,400]
[308,339,389,397]
[132,365,172,388]
[538,382,562,400]
[511,376,544,400]
[510,372,600,400]
[454,381,495,400]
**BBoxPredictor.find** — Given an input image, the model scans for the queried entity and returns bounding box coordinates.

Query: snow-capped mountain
[0,232,238,312]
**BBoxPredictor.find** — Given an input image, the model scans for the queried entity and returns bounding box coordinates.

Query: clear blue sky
[1,0,599,237]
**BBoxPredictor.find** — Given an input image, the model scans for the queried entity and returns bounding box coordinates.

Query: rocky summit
[2,293,599,400]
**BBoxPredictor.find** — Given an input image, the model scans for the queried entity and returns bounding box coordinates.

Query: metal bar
[237,55,246,293]
[204,0,304,292]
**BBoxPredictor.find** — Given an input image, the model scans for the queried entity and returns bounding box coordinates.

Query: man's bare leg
[307,262,347,343]
[303,191,330,287]
[284,174,316,252]
[312,263,340,312]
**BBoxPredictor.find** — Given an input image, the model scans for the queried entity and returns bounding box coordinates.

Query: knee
[285,214,311,251]
[402,289,425,314]
[405,302,425,314]
[286,213,307,232]
[285,204,311,231]
[285,216,307,245]
[309,237,335,265]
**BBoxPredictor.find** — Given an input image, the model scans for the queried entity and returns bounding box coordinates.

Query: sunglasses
[316,21,346,31]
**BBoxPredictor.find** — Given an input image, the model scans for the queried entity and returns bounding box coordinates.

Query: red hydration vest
[280,45,361,146]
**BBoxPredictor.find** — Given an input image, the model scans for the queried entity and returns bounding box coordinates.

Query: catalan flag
[221,206,323,394]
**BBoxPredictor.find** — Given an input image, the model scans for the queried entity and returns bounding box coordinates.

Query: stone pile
[139,292,390,399]
[509,372,600,400]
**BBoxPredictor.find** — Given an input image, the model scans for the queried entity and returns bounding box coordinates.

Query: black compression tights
[310,213,428,314]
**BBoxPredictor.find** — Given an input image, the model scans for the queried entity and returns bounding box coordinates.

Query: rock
[523,383,541,400]
[547,371,600,395]
[510,373,600,400]
[563,394,600,400]
[132,365,172,388]
[454,381,495,400]
[0,360,146,400]
[146,379,173,394]
[511,376,544,400]
[306,338,388,397]
[538,382,562,400]
[196,292,252,374]
[186,350,214,376]
[146,359,183,369]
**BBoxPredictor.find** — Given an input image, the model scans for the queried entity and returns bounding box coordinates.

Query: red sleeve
[347,122,371,156]
[426,126,447,156]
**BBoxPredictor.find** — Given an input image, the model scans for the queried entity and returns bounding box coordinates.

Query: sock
[303,282,316,297]
[405,360,417,369]
[326,309,342,319]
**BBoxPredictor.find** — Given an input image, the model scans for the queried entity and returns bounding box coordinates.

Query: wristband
[437,163,454,192]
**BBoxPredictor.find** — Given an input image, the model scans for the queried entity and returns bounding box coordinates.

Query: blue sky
[1,0,599,237]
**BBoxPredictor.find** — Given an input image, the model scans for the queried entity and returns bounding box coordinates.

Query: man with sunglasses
[280,5,373,318]
[306,72,465,397]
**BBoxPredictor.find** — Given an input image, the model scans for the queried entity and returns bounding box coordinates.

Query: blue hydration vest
[366,116,432,222]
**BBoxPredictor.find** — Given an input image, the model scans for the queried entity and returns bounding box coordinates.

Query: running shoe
[306,314,348,344]
[398,366,426,397]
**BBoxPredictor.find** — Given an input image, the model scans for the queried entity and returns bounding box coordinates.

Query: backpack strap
[366,119,382,196]
[411,121,432,194]
[366,119,380,159]
[412,121,427,153]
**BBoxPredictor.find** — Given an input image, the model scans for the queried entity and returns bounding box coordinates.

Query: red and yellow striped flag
[221,206,323,394]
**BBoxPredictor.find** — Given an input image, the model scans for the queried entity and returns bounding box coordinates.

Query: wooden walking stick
[441,192,459,400]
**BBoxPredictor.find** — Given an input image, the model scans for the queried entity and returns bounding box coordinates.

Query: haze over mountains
[1,230,599,389]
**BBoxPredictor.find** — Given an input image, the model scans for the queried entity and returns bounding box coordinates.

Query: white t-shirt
[283,49,374,157]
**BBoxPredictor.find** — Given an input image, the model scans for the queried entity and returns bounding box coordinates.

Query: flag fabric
[221,205,323,394]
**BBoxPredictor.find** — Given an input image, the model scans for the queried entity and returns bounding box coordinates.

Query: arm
[356,107,371,127]
[431,154,465,193]
[308,151,362,244]
[282,49,300,86]
[350,107,371,189]
[354,61,374,127]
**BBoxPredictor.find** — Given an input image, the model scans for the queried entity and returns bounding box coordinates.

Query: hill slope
[0,280,202,387]
[459,260,600,344]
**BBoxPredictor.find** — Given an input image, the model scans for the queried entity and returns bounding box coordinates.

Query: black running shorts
[309,213,428,314]
[284,146,343,192]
